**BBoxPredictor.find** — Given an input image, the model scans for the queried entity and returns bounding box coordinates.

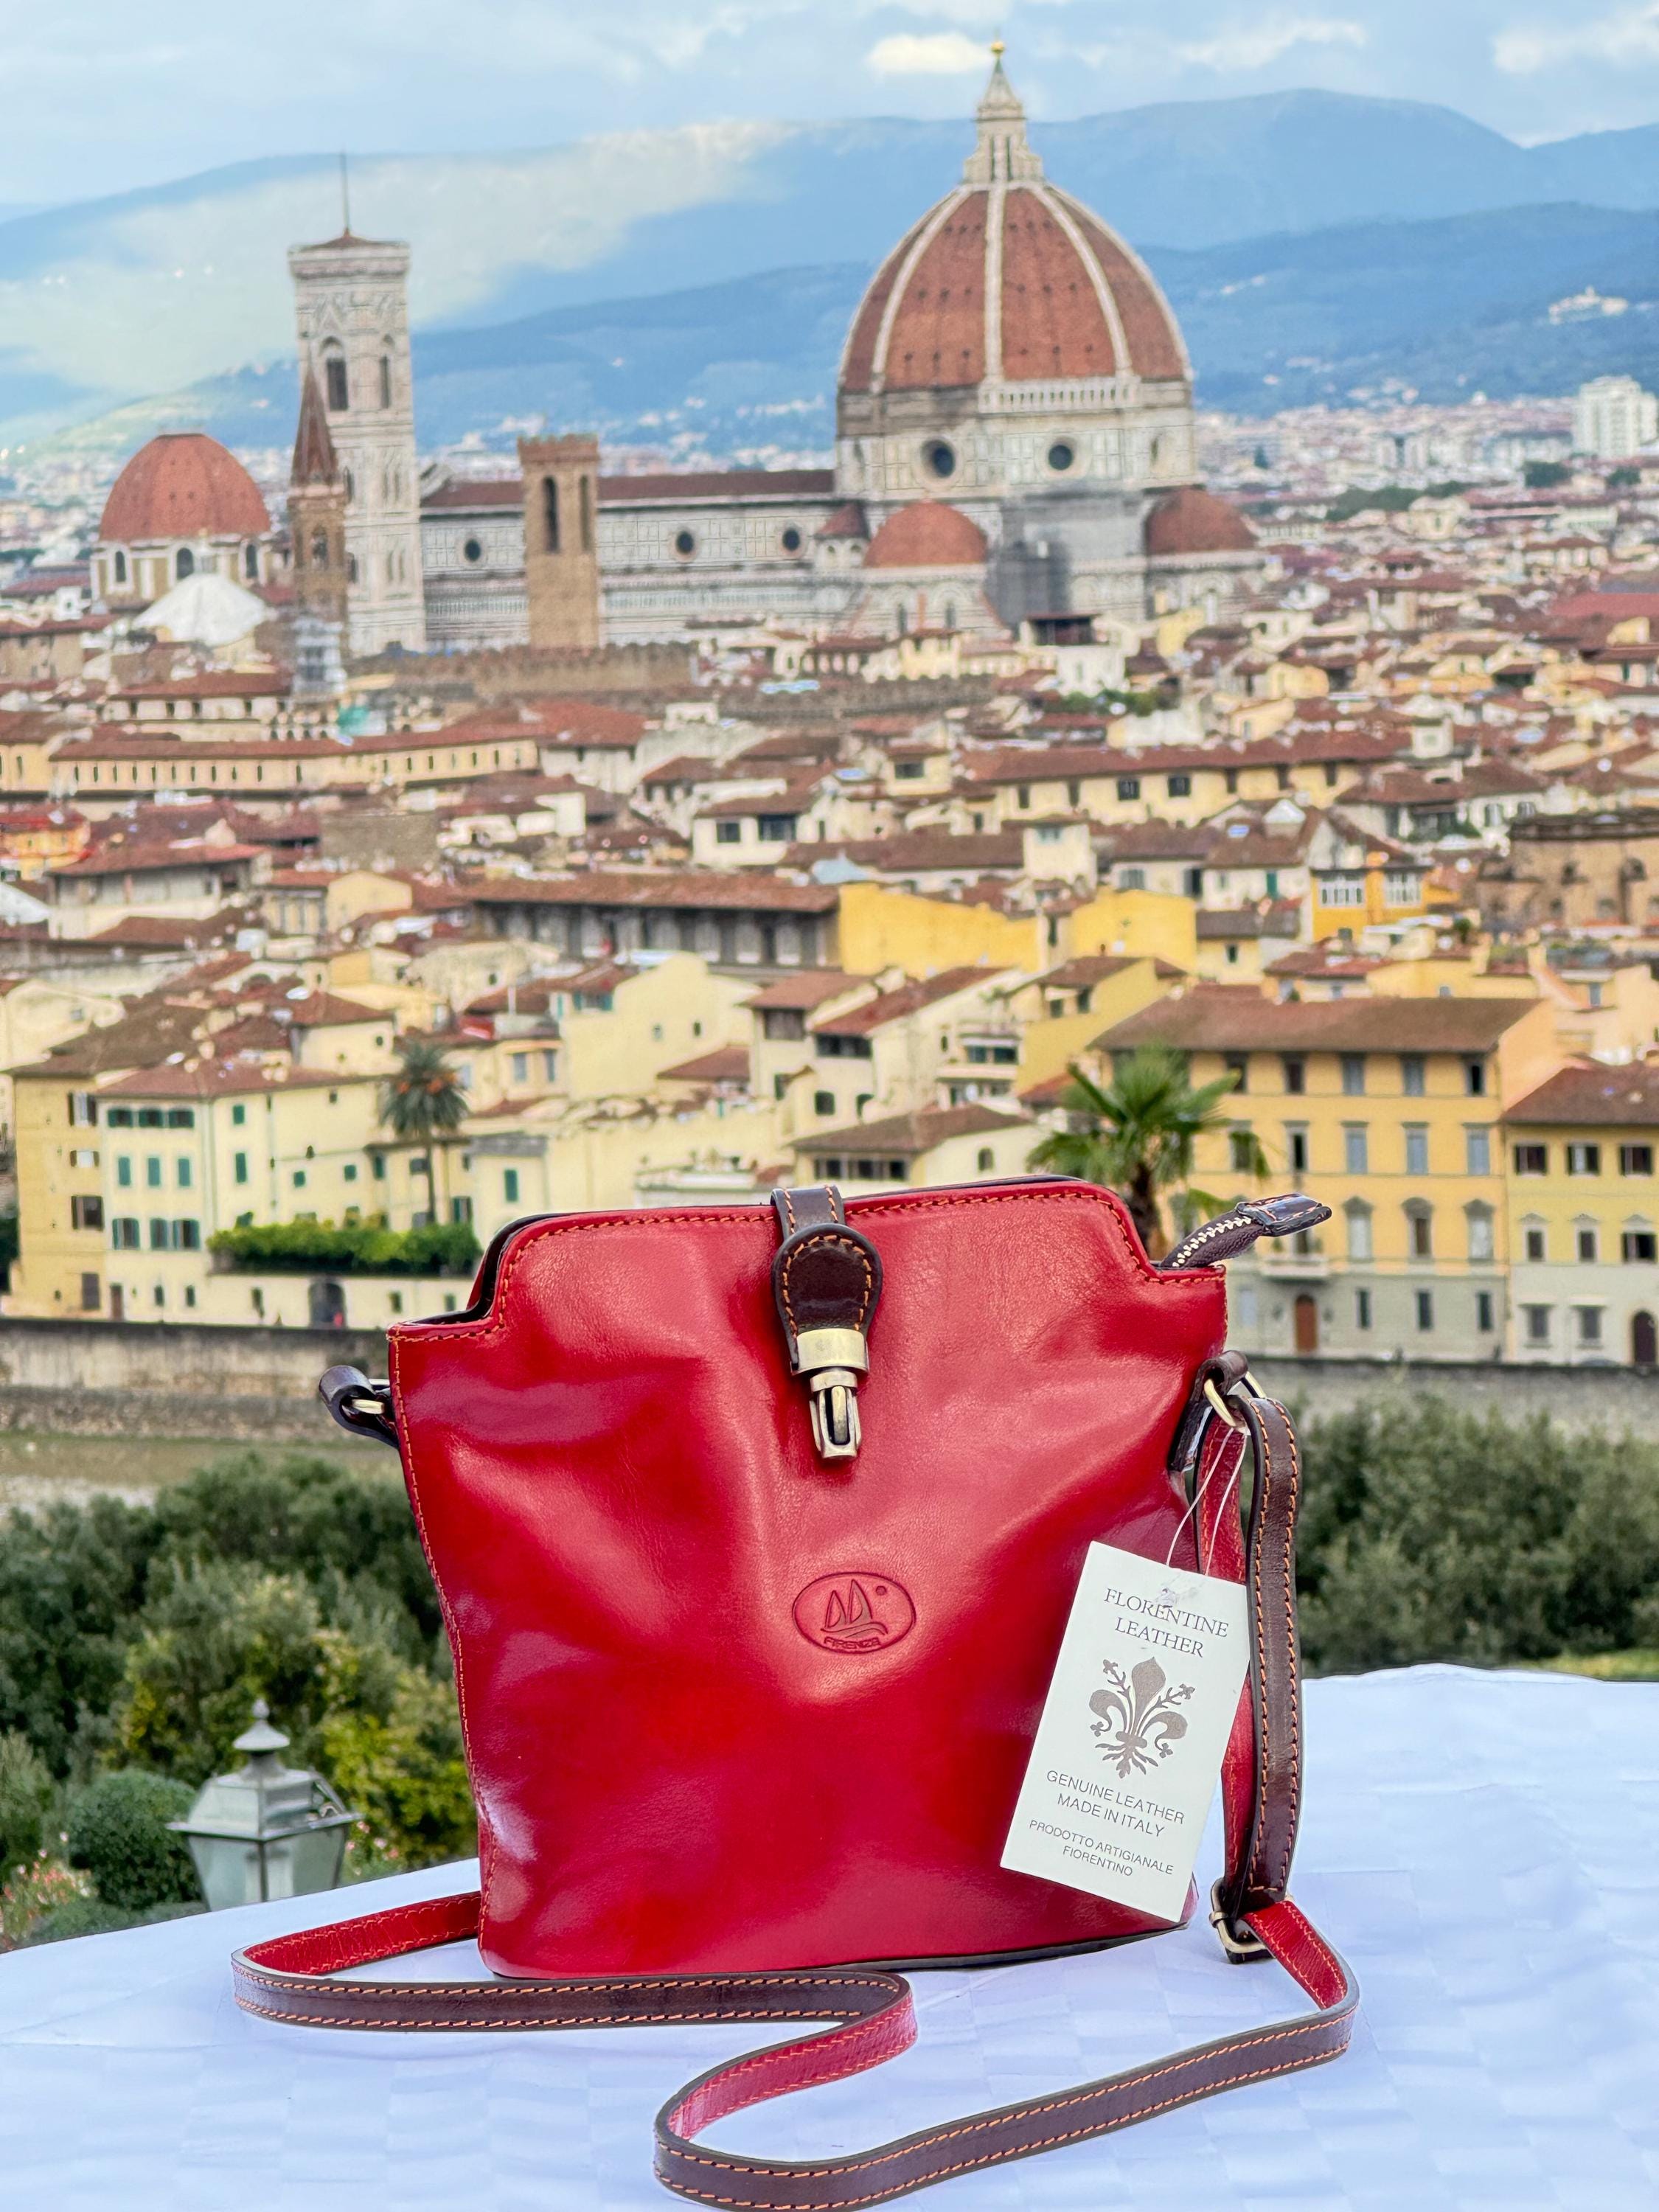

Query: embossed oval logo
[793,1571,915,1654]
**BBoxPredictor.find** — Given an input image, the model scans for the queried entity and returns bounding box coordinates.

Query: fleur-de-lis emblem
[1088,1658,1195,1778]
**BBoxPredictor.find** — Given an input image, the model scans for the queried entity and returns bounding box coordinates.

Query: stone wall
[0,1318,387,1444]
[4,1317,1657,1444]
[1249,1353,1659,1437]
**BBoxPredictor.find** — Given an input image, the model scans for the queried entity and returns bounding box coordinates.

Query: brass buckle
[1209,1879,1270,1964]
[1203,1372,1257,1431]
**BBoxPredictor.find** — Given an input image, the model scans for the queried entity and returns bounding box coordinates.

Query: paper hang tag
[1001,1541,1251,1925]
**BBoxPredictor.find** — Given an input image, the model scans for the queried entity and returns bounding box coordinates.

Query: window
[379,352,393,408]
[145,1157,162,1189]
[1340,1054,1366,1096]
[1354,1287,1372,1330]
[113,549,127,585]
[1576,1306,1604,1347]
[1119,866,1146,891]
[1343,1125,1368,1175]
[1321,873,1365,907]
[1467,1205,1495,1262]
[69,1091,97,1127]
[80,1273,100,1312]
[1568,1142,1601,1177]
[510,1053,529,1083]
[116,1158,132,1189]
[232,1103,246,1126]
[462,536,483,566]
[105,1107,133,1128]
[147,1218,170,1251]
[177,1158,192,1189]
[1406,1204,1433,1259]
[1285,1126,1309,1173]
[976,1147,995,1172]
[923,439,955,479]
[504,1168,521,1205]
[1168,773,1191,799]
[1383,870,1421,905]
[757,815,797,843]
[323,346,349,411]
[1228,1129,1257,1173]
[1620,1144,1654,1176]
[1525,1224,1546,1262]
[232,1152,248,1186]
[1047,439,1076,471]
[1116,778,1141,802]
[781,526,802,554]
[293,1169,307,1189]
[111,1218,139,1251]
[674,529,696,558]
[1415,1290,1435,1331]
[1514,1142,1548,1176]
[1464,1058,1488,1097]
[70,1194,104,1231]
[1016,784,1032,810]
[1281,1056,1306,1095]
[543,1051,557,1081]
[372,1154,386,1180]
[175,548,195,581]
[715,820,742,845]
[816,1034,872,1060]
[1476,1290,1495,1334]
[1576,1223,1599,1263]
[344,1164,358,1183]
[1466,1127,1492,1177]
[543,476,560,552]
[1405,1126,1429,1177]
[174,1220,200,1251]
[1622,1228,1657,1262]
[451,1197,473,1225]
[1523,1304,1551,1346]
[1346,1202,1373,1261]
[1400,1055,1426,1097]
[814,1091,836,1116]
[167,1108,193,1129]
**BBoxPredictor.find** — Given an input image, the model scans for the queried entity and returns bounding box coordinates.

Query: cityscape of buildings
[4,57,1659,1368]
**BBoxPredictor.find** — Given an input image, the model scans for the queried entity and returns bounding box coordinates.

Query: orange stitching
[239,1968,896,2001]
[1256,1407,1283,1893]
[243,2003,850,2031]
[661,2022,1349,2208]
[1276,1405,1302,1896]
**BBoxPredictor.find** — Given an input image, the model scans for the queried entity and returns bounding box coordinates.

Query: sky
[9,0,1659,206]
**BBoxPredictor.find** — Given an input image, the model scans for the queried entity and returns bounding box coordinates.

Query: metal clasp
[793,1327,868,1461]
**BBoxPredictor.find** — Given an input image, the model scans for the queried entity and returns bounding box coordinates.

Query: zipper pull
[1161,1193,1332,1272]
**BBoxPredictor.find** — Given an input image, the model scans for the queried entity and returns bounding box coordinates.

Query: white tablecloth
[0,1666,1654,2211]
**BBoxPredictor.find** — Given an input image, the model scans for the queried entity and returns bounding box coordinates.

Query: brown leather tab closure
[770,1186,883,1460]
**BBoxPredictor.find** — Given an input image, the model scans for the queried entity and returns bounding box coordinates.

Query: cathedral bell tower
[288,220,426,654]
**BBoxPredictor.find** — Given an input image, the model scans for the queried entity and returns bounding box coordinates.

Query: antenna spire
[338,152,351,237]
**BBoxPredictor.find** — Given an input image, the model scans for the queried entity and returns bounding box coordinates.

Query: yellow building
[557,951,753,1101]
[1502,1060,1659,1368]
[6,998,214,1316]
[787,1101,1033,1194]
[1001,954,1183,1089]
[1088,989,1560,1359]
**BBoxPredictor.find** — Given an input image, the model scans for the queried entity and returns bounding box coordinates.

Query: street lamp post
[169,1700,358,1910]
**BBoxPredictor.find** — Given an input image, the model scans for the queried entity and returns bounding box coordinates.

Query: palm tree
[1028,1045,1265,1257]
[378,1039,469,1227]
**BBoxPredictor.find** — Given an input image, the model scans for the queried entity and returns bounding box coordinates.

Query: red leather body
[388,1182,1225,1978]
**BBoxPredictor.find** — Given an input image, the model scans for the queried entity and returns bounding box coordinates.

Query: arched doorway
[308,1278,346,1329]
[1293,1294,1320,1355]
[1632,1310,1657,1367]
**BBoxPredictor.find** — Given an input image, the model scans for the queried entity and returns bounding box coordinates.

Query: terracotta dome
[99,432,270,545]
[1144,487,1256,558]
[863,501,987,569]
[841,59,1188,395]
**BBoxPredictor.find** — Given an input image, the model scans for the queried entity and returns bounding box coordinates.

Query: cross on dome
[964,46,1043,184]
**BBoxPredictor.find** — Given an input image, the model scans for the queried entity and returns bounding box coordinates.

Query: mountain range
[10,89,1659,463]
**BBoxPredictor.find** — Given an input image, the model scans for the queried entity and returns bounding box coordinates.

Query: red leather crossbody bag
[237,1179,1357,2205]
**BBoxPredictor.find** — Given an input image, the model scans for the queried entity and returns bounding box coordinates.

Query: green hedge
[207,1220,481,1277]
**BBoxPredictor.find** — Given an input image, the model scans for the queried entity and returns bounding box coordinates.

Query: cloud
[1494,4,1659,73]
[1175,13,1367,72]
[866,32,991,77]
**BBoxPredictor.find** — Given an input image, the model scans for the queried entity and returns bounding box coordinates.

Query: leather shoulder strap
[234,1382,1356,2207]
